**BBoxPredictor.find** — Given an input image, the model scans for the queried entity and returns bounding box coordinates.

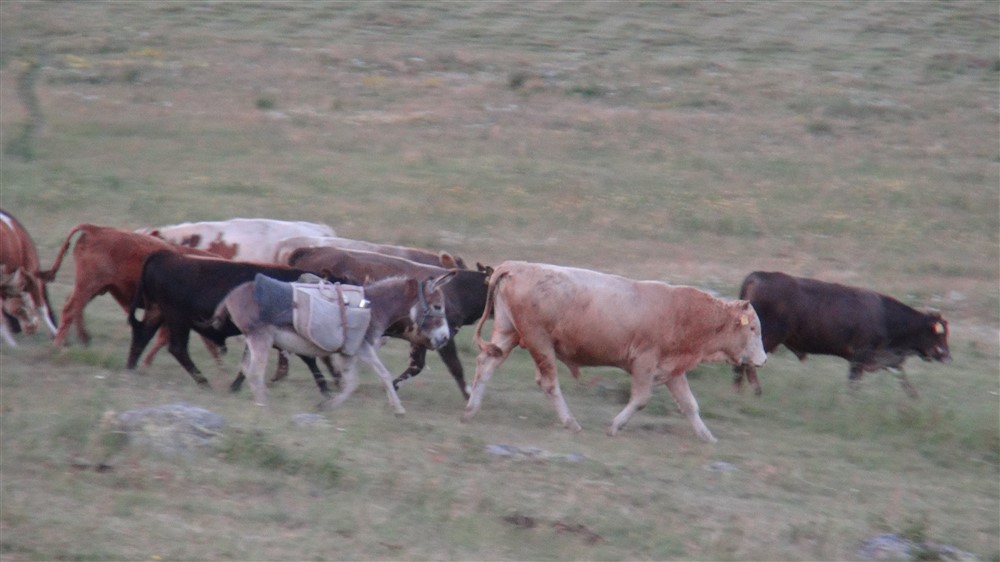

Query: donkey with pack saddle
[212,272,455,413]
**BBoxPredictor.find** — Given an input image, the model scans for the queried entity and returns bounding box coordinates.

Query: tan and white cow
[462,261,767,443]
[138,218,335,263]
[273,235,466,269]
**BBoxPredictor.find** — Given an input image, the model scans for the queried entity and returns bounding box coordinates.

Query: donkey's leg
[356,342,406,417]
[319,354,360,411]
[243,333,274,407]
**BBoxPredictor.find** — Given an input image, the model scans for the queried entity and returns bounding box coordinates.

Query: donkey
[212,272,456,413]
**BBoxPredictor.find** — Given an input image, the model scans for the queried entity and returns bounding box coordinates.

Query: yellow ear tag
[740,315,749,326]
[934,322,945,335]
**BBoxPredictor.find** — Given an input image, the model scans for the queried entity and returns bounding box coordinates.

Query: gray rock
[115,402,226,458]
[291,413,331,429]
[857,533,980,562]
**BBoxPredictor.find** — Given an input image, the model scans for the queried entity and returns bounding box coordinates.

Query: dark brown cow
[731,271,951,398]
[462,261,767,443]
[1,208,57,345]
[39,224,219,358]
[284,246,490,399]
[273,235,467,269]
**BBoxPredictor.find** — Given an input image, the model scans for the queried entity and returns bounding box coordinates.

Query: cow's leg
[392,343,428,391]
[665,373,716,443]
[321,356,342,389]
[462,331,518,422]
[732,365,762,396]
[297,355,332,397]
[319,354,361,412]
[0,302,17,347]
[52,288,91,347]
[609,371,655,436]
[847,363,865,393]
[270,350,291,383]
[892,368,920,400]
[435,339,471,399]
[529,346,581,432]
[229,368,246,392]
[37,300,57,337]
[126,316,162,370]
[165,327,210,387]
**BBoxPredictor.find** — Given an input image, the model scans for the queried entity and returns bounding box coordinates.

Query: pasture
[1,2,997,560]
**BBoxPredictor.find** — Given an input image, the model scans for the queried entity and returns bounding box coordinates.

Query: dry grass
[1,2,997,560]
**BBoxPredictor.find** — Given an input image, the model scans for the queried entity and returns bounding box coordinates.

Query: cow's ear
[439,253,457,269]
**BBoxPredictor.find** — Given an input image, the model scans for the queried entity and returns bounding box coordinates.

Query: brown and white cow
[462,261,767,443]
[39,224,220,357]
[731,271,951,399]
[138,218,335,263]
[1,209,57,345]
[273,235,467,269]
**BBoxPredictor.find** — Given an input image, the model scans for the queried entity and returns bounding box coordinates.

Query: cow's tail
[473,268,509,357]
[37,224,90,282]
[127,263,149,330]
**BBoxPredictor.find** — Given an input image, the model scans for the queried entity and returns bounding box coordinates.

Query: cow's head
[917,311,951,364]
[1,269,41,335]
[730,300,767,367]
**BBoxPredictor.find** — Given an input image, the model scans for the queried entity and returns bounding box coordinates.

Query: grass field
[1,2,998,560]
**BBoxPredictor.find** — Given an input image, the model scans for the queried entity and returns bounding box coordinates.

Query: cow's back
[144,219,335,263]
[740,271,887,356]
[0,210,40,274]
[492,262,687,367]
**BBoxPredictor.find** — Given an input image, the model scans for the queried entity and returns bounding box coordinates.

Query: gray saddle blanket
[254,273,295,326]
[254,273,371,355]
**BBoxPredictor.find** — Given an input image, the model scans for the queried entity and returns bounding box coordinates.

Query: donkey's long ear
[429,270,458,292]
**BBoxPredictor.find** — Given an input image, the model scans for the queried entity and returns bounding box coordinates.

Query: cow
[211,271,455,411]
[39,224,219,358]
[284,246,490,399]
[1,208,58,345]
[731,271,951,399]
[126,251,350,392]
[461,261,767,443]
[138,218,335,263]
[273,235,467,269]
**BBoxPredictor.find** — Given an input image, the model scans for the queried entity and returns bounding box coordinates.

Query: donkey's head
[408,271,456,350]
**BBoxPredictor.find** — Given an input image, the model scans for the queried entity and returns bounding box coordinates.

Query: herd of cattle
[0,209,951,442]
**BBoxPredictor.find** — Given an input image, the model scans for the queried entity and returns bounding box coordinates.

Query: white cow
[137,218,335,263]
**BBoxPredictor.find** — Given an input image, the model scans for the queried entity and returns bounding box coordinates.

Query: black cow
[126,251,348,394]
[732,271,951,398]
[284,246,490,399]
